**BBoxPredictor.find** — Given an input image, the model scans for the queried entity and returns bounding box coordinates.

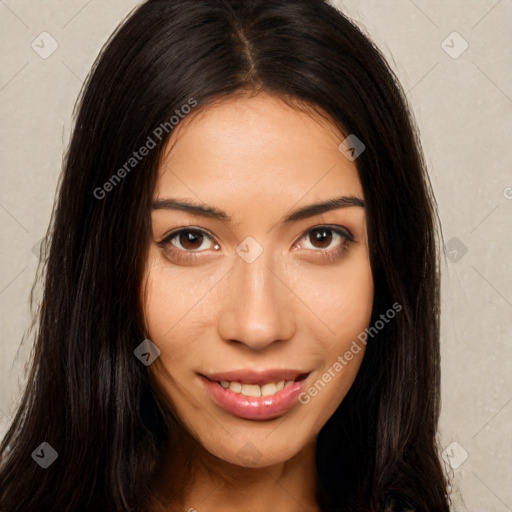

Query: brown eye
[300,227,352,251]
[294,225,355,262]
[178,230,205,250]
[160,228,218,253]
[308,228,333,249]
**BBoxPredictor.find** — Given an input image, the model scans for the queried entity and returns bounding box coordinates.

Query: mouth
[199,369,311,421]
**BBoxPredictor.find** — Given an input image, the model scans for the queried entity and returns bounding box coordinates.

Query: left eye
[297,227,353,251]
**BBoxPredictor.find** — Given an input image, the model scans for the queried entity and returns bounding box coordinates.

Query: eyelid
[295,224,355,247]
[158,226,219,251]
[157,224,355,260]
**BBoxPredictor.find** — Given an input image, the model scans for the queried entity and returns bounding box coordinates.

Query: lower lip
[201,376,307,421]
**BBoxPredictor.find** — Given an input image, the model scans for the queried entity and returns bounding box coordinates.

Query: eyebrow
[152,195,366,223]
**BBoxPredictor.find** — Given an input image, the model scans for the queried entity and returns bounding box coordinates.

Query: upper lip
[201,368,310,386]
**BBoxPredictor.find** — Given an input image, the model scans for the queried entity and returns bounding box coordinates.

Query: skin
[141,90,374,512]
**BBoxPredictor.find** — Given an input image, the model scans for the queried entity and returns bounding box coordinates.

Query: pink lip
[200,369,310,421]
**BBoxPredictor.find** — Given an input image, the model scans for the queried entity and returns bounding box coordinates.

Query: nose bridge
[217,247,295,350]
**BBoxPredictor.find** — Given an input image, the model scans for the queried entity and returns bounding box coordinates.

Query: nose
[216,252,296,351]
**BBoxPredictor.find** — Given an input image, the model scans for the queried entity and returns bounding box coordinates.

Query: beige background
[0,1,511,510]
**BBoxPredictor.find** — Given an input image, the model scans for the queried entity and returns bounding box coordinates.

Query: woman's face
[142,91,373,468]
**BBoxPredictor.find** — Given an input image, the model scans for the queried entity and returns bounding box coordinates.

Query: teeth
[229,382,242,393]
[260,383,277,396]
[241,384,261,397]
[219,379,294,397]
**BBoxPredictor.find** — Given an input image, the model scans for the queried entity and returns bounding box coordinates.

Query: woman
[0,0,451,510]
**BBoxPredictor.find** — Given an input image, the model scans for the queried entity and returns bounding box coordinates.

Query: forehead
[154,92,363,221]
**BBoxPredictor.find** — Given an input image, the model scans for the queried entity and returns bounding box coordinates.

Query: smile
[200,369,310,421]
[218,380,294,397]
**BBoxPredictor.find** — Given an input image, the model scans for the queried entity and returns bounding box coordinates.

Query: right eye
[158,228,222,262]
[162,229,217,252]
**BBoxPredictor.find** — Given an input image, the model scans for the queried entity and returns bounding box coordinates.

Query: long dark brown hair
[0,1,450,510]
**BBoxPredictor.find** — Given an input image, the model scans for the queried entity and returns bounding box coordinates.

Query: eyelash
[157,225,355,263]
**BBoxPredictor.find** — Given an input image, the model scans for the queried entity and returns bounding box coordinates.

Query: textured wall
[0,1,510,510]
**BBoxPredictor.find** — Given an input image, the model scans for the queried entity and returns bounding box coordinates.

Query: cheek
[141,253,217,347]
[291,256,373,412]
[288,253,374,340]
[332,266,374,344]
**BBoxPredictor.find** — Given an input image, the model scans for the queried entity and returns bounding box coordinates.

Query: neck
[150,417,320,512]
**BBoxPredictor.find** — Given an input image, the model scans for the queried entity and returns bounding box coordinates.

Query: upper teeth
[219,380,294,397]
